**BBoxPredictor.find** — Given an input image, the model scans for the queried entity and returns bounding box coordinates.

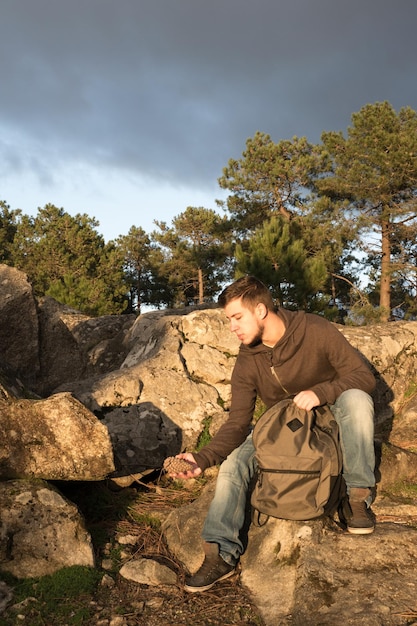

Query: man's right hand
[166,453,202,479]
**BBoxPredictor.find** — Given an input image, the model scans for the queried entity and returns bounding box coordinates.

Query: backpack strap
[251,507,270,527]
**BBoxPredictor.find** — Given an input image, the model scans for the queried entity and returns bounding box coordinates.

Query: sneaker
[346,487,375,535]
[184,542,236,592]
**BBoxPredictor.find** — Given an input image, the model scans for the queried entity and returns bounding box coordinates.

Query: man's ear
[256,303,268,320]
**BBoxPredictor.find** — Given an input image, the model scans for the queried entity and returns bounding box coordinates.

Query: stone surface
[102,402,182,475]
[162,475,417,626]
[0,392,115,480]
[0,265,40,384]
[119,558,177,586]
[0,479,95,578]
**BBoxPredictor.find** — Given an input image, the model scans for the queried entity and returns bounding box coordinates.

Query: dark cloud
[1,0,416,198]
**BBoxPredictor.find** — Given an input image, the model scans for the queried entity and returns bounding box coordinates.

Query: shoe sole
[347,526,375,535]
[184,568,236,593]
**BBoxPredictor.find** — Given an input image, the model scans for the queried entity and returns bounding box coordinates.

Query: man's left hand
[293,390,320,411]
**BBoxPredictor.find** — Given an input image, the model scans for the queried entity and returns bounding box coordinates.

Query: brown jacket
[194,308,376,471]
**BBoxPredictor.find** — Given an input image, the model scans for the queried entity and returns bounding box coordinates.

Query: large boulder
[0,392,115,480]
[36,296,136,396]
[0,265,40,384]
[57,309,235,451]
[0,479,94,578]
[102,402,182,476]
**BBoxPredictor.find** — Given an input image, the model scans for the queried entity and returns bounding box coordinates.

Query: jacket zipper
[270,365,289,395]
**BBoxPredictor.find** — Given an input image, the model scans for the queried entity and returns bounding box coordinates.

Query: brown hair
[218,276,275,311]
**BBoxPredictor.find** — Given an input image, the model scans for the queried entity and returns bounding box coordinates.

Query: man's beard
[246,321,265,347]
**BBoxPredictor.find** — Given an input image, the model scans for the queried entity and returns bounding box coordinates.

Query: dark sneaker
[184,542,236,592]
[346,487,375,535]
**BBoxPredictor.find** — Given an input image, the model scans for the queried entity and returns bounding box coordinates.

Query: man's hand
[164,453,202,480]
[293,390,320,411]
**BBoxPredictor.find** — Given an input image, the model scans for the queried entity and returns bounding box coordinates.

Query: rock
[240,518,319,624]
[290,521,417,626]
[36,297,136,396]
[0,361,39,401]
[0,265,40,384]
[0,392,115,480]
[340,322,417,429]
[162,472,417,626]
[119,558,177,586]
[102,402,182,476]
[0,479,95,578]
[390,393,417,447]
[162,480,217,575]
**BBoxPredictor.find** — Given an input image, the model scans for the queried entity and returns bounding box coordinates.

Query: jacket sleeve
[193,356,257,471]
[309,322,376,406]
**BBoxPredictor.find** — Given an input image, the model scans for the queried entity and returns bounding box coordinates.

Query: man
[170,276,376,592]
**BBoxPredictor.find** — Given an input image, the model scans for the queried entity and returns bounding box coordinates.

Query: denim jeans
[201,389,375,564]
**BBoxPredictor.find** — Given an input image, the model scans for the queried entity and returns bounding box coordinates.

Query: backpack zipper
[257,468,320,486]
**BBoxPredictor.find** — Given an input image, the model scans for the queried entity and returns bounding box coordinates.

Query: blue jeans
[202,389,375,564]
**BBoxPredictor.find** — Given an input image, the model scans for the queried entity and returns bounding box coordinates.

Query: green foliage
[126,510,162,530]
[381,479,417,503]
[218,131,325,233]
[2,101,416,318]
[234,216,328,307]
[10,204,128,316]
[344,303,390,326]
[0,566,101,625]
[116,225,170,313]
[196,416,213,450]
[253,396,267,422]
[218,131,356,310]
[321,101,417,319]
[404,380,417,401]
[0,200,21,264]
[152,206,232,306]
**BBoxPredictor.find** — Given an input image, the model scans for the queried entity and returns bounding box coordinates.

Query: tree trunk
[198,268,204,304]
[380,217,391,321]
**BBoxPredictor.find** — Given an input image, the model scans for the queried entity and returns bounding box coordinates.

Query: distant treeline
[1,101,416,323]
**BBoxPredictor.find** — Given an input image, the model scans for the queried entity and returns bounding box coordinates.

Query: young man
[170,276,376,592]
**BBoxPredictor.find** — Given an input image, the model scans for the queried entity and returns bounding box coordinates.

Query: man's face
[224,297,265,346]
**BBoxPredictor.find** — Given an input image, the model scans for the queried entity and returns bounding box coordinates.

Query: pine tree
[321,102,417,321]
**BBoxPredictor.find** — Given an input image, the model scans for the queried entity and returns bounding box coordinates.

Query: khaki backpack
[251,398,346,524]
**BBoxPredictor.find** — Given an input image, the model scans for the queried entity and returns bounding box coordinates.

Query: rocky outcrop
[1,263,417,626]
[36,296,136,396]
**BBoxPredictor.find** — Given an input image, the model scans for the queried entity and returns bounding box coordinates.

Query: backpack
[251,398,346,524]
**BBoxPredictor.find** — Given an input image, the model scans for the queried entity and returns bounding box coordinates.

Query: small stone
[101,574,115,588]
[119,557,177,586]
[117,534,139,545]
[109,617,127,626]
[145,597,165,609]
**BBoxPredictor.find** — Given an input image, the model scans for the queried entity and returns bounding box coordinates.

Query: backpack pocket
[252,457,324,521]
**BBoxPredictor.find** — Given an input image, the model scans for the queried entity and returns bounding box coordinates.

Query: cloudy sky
[1,0,416,241]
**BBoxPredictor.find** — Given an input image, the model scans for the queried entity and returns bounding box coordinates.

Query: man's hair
[218,276,275,311]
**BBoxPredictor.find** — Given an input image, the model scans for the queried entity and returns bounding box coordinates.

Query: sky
[1,0,417,242]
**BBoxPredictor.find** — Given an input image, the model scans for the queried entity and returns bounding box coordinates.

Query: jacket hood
[238,308,307,362]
